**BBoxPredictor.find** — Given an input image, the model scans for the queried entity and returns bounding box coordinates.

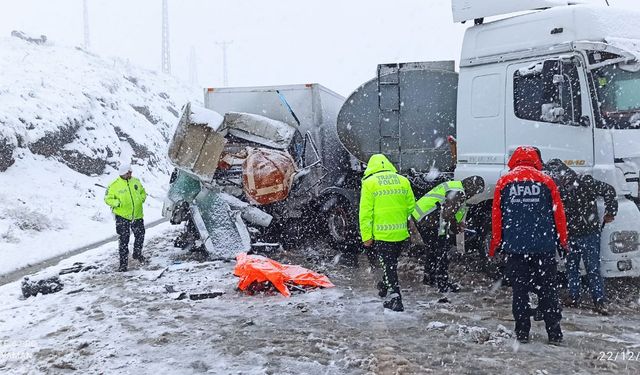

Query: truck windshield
[594,64,640,129]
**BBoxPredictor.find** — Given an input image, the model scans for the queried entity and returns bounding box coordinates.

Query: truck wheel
[323,196,359,254]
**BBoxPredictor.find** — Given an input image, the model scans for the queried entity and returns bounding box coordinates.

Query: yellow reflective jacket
[412,181,467,223]
[359,154,415,243]
[412,180,467,236]
[104,177,147,220]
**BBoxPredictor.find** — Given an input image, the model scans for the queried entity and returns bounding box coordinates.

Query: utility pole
[216,41,233,86]
[189,46,198,86]
[83,0,90,50]
[161,0,171,74]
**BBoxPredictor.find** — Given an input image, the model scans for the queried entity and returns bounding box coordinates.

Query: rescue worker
[359,154,415,312]
[412,176,485,292]
[104,162,147,272]
[544,159,617,315]
[490,146,568,345]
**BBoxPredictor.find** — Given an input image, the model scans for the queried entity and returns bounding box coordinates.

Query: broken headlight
[609,231,640,253]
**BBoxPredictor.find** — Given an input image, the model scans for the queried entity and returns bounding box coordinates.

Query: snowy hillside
[0,34,201,274]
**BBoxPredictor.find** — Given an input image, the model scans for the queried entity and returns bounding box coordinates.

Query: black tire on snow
[322,195,360,254]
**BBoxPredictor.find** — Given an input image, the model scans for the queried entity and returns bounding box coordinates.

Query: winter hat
[118,162,132,175]
[544,158,577,186]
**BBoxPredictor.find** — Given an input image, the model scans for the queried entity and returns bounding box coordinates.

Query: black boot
[547,324,563,345]
[383,293,404,312]
[377,281,388,298]
[593,301,610,316]
[516,332,530,344]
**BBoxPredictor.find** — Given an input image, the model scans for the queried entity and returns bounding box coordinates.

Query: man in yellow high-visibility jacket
[413,176,484,292]
[104,162,147,271]
[359,154,415,312]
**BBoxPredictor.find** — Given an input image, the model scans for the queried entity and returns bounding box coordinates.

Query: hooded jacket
[489,147,568,256]
[104,176,147,220]
[359,154,415,243]
[544,159,618,237]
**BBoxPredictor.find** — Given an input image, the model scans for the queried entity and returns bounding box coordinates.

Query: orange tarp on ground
[234,253,335,297]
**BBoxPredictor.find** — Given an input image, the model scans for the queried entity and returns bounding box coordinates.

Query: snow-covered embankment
[0,34,200,275]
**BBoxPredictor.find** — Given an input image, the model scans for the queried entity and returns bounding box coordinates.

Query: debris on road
[59,262,98,275]
[66,288,85,295]
[21,276,64,298]
[164,284,225,300]
[234,252,334,297]
[188,292,225,301]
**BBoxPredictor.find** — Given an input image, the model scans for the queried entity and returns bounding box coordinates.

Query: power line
[83,0,90,50]
[161,0,171,74]
[216,41,233,86]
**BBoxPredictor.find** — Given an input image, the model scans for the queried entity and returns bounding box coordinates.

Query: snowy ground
[1,223,639,374]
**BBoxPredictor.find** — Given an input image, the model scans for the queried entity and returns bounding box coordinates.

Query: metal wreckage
[163,85,362,259]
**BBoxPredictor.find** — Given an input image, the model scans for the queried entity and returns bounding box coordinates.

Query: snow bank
[0,35,201,275]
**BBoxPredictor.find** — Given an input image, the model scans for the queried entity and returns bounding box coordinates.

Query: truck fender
[318,187,357,210]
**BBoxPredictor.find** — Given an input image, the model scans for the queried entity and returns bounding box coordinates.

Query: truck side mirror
[542,60,562,103]
[540,60,564,123]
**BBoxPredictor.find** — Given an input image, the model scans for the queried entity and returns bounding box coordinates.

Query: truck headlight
[609,231,640,253]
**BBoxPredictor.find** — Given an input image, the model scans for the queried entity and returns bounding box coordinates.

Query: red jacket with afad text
[489,146,568,257]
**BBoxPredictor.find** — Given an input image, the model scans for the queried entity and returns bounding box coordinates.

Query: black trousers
[375,241,404,297]
[506,253,562,340]
[417,224,451,288]
[115,216,145,268]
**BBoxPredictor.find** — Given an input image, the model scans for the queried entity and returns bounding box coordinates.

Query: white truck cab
[453,1,640,276]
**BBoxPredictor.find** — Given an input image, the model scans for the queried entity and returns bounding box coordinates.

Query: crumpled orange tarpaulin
[234,253,335,297]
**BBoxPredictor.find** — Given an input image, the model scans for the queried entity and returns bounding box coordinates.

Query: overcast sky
[1,0,639,96]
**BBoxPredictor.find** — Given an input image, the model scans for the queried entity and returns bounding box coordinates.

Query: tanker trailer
[337,61,459,199]
[335,61,494,256]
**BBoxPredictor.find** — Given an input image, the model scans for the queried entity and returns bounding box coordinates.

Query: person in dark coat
[544,159,617,315]
[490,146,569,345]
[412,176,485,293]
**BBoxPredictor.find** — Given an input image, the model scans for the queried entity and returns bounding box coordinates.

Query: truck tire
[322,195,359,254]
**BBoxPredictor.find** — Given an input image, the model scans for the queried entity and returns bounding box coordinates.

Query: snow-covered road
[1,223,639,374]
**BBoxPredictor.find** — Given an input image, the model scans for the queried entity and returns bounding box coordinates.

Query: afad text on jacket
[489,146,568,256]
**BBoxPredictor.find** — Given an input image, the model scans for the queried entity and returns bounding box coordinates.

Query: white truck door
[505,57,594,166]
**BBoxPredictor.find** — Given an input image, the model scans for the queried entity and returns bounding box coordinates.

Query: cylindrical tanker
[337,61,458,174]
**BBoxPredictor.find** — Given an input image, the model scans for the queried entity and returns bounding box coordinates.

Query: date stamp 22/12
[599,351,640,361]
